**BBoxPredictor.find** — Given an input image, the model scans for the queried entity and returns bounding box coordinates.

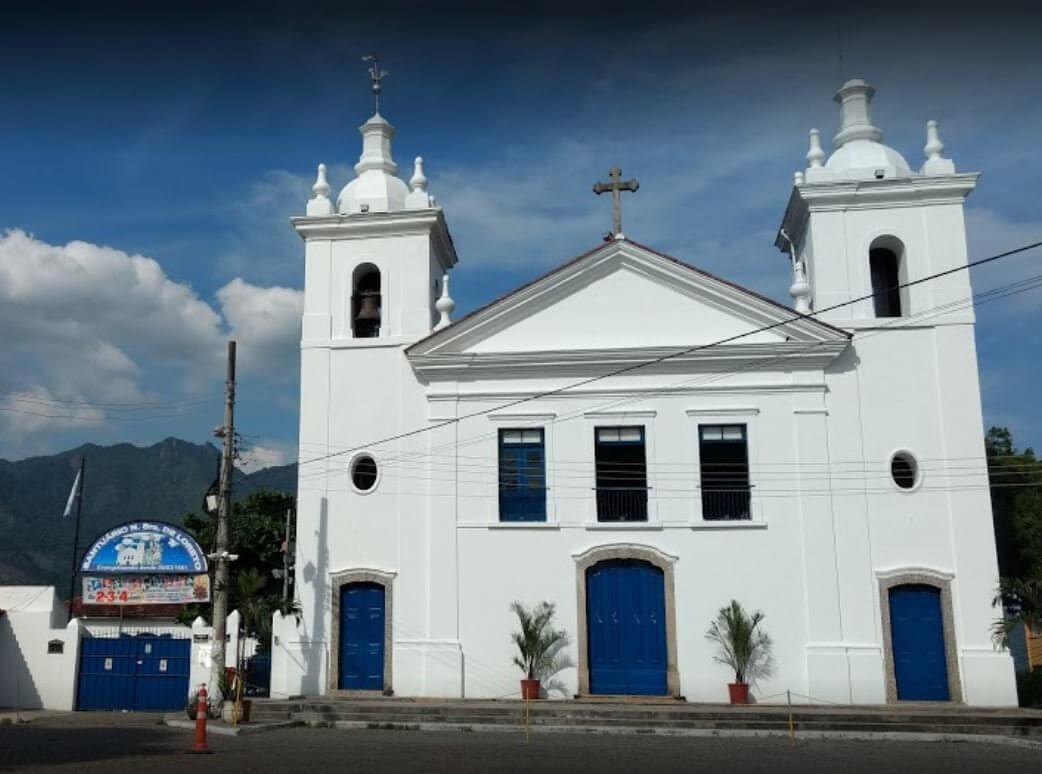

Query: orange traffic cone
[187,683,214,754]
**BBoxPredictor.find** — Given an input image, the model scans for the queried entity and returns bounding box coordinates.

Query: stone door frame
[877,567,962,703]
[573,543,681,697]
[328,568,396,694]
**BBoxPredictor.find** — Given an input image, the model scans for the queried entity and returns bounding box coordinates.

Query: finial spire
[806,129,825,168]
[307,162,334,216]
[921,120,955,175]
[405,156,435,208]
[361,54,388,114]
[434,274,455,330]
[832,78,883,147]
[592,166,639,238]
[313,163,330,197]
[410,157,428,192]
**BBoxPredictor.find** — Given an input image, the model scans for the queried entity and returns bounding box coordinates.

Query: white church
[269,76,1017,706]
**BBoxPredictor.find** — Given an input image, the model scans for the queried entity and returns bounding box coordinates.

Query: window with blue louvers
[498,429,546,522]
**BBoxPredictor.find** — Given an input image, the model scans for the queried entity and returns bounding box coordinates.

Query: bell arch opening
[352,263,382,338]
[868,236,906,318]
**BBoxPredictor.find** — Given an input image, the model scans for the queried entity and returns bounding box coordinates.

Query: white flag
[62,469,81,519]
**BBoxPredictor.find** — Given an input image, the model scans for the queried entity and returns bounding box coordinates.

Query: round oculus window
[890,451,918,490]
[351,454,379,492]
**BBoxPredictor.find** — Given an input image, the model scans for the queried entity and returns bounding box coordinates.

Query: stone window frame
[328,567,396,695]
[877,567,962,703]
[573,543,681,697]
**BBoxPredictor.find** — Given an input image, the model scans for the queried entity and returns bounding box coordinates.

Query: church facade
[269,78,1017,706]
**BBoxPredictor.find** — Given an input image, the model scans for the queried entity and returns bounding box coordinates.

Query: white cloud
[0,386,105,436]
[0,229,302,456]
[237,442,292,471]
[218,278,303,380]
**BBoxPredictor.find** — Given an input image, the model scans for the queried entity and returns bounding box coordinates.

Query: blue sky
[1,4,1040,466]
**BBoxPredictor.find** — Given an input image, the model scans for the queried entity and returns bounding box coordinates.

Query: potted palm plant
[510,601,568,700]
[705,599,773,704]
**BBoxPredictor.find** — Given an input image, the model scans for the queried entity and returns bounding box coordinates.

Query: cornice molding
[409,340,848,380]
[776,173,979,249]
[291,208,458,267]
[426,381,829,403]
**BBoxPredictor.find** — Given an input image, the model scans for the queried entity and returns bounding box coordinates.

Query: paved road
[0,714,1038,773]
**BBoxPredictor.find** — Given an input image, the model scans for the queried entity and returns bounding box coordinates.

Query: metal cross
[593,166,639,236]
[362,54,389,113]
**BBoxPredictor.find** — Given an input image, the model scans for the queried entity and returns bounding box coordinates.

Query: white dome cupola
[336,114,411,214]
[805,78,912,182]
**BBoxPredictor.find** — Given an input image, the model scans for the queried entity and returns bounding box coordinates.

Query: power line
[294,253,1042,479]
[0,387,217,411]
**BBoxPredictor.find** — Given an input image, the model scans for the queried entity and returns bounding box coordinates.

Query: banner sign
[82,574,211,605]
[80,521,207,574]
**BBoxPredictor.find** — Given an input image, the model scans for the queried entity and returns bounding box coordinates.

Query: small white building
[0,587,81,710]
[271,78,1017,705]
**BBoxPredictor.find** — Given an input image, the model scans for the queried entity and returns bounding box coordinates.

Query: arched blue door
[586,559,667,695]
[339,582,385,690]
[889,584,950,701]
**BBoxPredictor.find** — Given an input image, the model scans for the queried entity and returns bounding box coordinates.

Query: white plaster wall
[0,587,82,710]
[467,265,784,353]
[186,611,245,697]
[804,197,973,326]
[286,177,1014,705]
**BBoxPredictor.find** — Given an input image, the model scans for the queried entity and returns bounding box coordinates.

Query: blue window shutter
[499,431,546,522]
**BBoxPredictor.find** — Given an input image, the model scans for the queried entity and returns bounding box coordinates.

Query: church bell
[355,291,381,321]
[353,290,381,337]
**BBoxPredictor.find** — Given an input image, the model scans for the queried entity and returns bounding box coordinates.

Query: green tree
[986,427,1042,645]
[181,489,295,647]
[986,426,1039,578]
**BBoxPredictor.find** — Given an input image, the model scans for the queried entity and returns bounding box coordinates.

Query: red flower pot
[728,682,750,704]
[520,679,541,700]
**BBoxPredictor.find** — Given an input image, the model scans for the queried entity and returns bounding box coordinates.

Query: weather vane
[362,54,389,114]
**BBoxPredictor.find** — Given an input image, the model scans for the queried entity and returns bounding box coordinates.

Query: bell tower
[776,78,978,326]
[286,75,460,696]
[773,80,1012,706]
[293,113,457,346]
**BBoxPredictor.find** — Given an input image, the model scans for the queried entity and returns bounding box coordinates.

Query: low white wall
[269,609,322,698]
[0,587,82,710]
[187,611,246,697]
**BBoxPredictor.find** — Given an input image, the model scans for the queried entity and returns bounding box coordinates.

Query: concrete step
[249,699,1042,739]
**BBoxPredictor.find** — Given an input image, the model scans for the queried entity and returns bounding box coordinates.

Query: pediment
[407,239,848,371]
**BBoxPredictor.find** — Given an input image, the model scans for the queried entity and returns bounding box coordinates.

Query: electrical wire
[293,258,1042,487]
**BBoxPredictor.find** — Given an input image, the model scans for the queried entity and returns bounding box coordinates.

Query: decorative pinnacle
[312,163,330,198]
[924,120,944,160]
[361,54,389,114]
[434,274,455,330]
[806,129,825,168]
[410,157,428,191]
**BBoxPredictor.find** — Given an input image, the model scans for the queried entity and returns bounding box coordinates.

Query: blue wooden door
[77,635,189,711]
[889,585,950,701]
[339,582,385,690]
[586,559,667,695]
[133,636,190,711]
[77,636,136,710]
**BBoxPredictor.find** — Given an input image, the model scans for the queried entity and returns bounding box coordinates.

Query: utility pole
[210,340,236,696]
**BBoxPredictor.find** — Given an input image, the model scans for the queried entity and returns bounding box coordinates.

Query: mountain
[0,437,296,594]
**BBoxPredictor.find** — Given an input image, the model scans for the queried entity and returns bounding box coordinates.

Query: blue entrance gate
[339,582,385,690]
[586,559,667,695]
[77,634,190,711]
[889,584,950,701]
